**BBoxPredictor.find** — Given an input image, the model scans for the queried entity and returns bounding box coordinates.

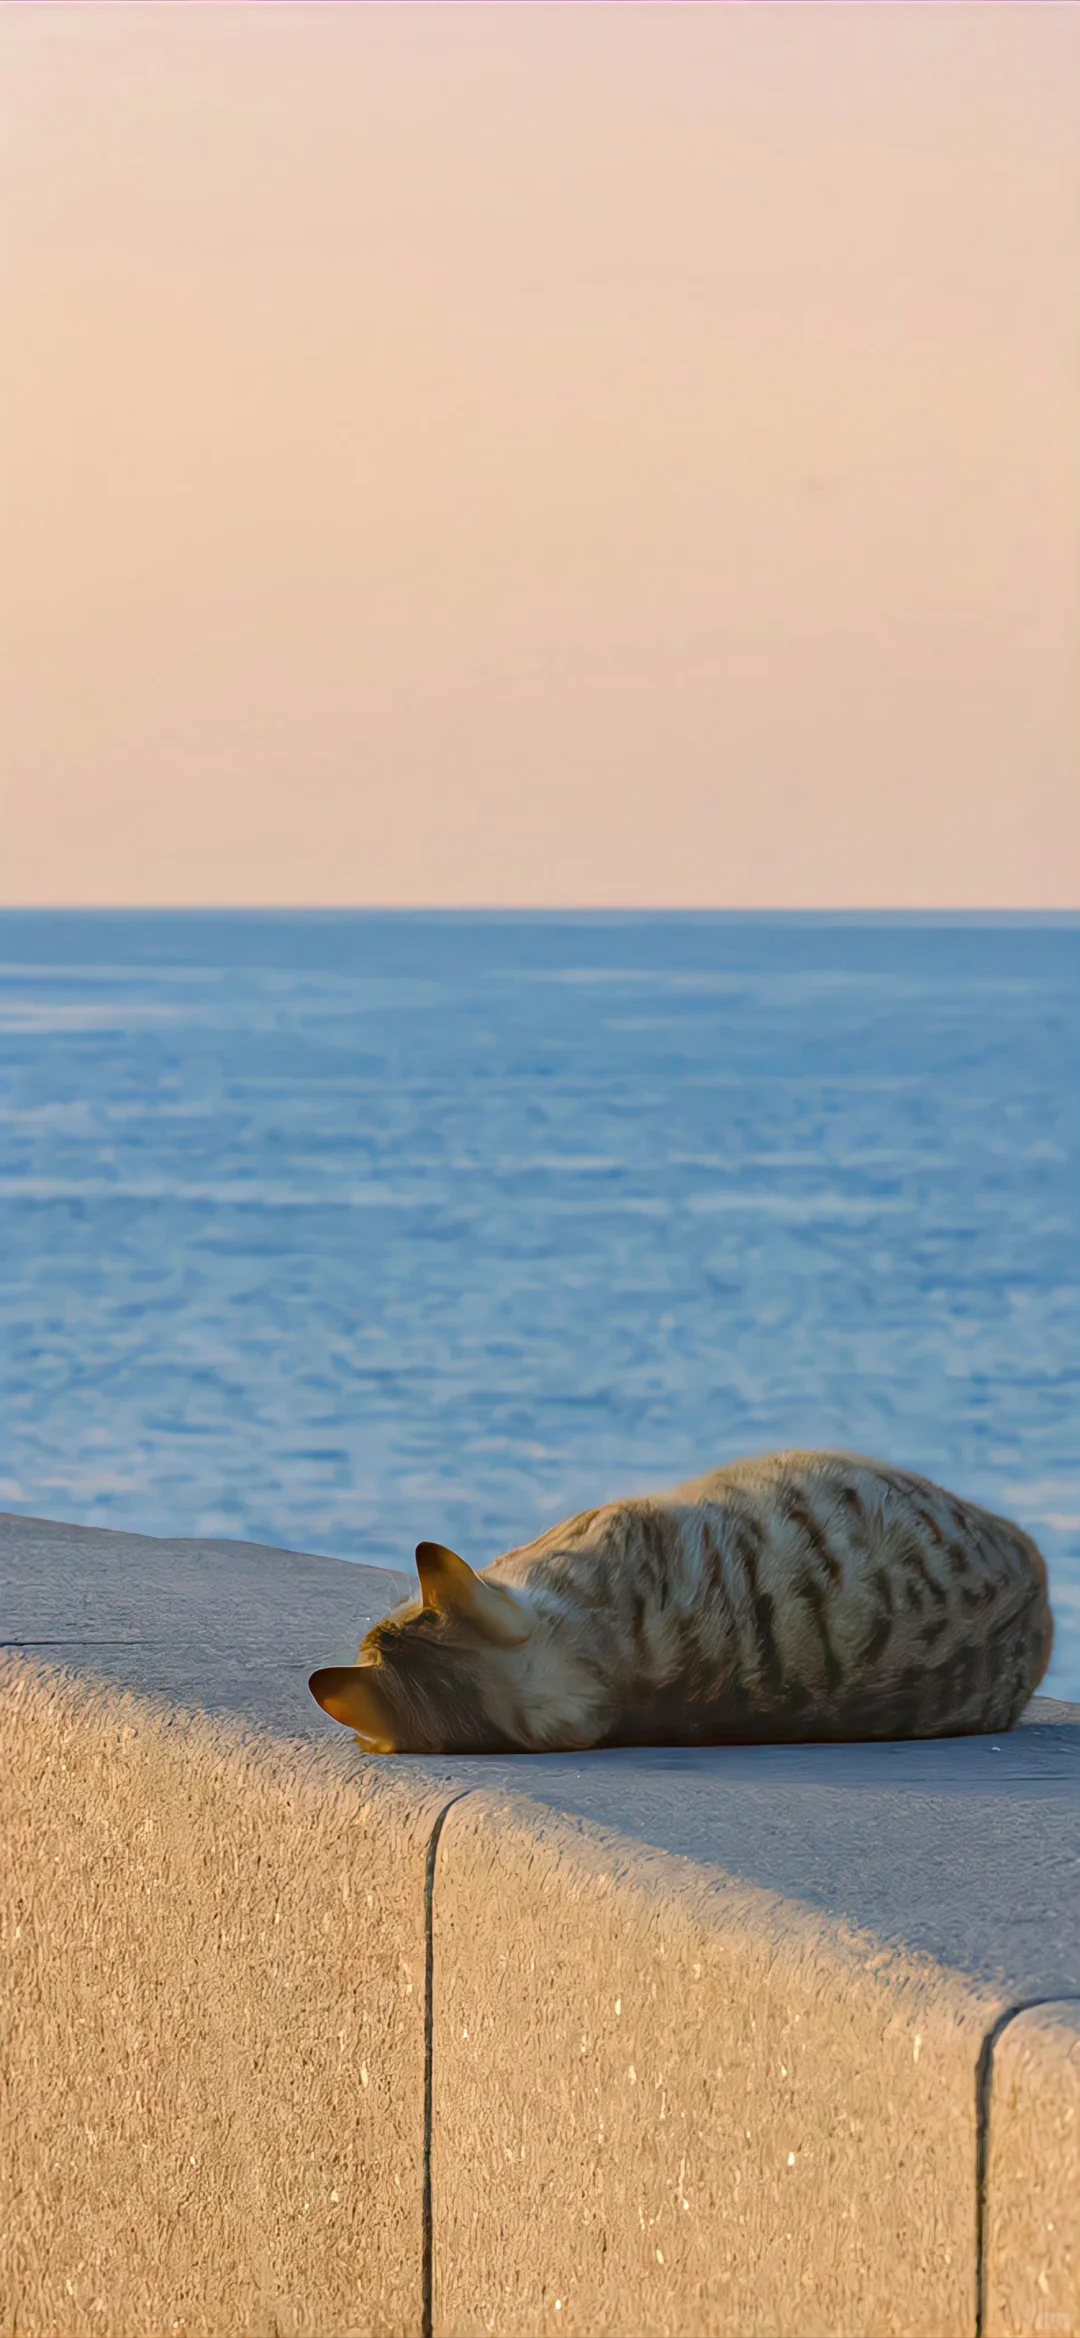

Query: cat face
[309,1541,535,1753]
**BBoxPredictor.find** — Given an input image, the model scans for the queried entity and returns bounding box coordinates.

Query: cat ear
[309,1665,398,1749]
[415,1542,532,1648]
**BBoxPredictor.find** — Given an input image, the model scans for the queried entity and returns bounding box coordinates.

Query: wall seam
[422,1792,474,2338]
[975,1990,1080,2338]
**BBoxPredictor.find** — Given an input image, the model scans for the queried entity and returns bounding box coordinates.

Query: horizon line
[1,905,1078,923]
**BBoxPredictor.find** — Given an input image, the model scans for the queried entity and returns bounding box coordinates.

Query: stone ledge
[1,1512,1077,2337]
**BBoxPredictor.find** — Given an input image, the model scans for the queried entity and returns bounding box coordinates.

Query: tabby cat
[308,1450,1052,1754]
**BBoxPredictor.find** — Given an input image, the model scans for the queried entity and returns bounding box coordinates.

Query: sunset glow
[3,5,1078,907]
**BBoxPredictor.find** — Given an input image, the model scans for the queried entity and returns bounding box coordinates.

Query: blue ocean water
[1,910,1077,1697]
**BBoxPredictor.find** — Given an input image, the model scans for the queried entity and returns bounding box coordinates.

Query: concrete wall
[433,1796,990,2337]
[0,1661,448,2338]
[2,1511,1078,2338]
[431,1713,1080,2338]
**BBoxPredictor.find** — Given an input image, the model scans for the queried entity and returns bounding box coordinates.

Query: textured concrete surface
[0,1516,437,2338]
[432,1707,1080,2338]
[0,1507,413,1735]
[0,1657,448,2338]
[430,1708,1080,1995]
[985,2000,1080,2338]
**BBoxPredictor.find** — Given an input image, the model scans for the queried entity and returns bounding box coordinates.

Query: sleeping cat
[308,1450,1053,1754]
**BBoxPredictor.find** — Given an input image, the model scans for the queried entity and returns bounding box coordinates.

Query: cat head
[309,1541,548,1754]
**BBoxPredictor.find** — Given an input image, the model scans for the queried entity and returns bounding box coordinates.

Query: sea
[1,909,1077,1699]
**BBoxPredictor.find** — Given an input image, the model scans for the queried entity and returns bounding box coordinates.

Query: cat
[308,1450,1053,1755]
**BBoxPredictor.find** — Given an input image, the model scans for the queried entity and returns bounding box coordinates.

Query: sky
[2,4,1078,910]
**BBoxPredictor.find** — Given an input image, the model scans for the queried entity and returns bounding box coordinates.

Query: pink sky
[2,5,1077,908]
